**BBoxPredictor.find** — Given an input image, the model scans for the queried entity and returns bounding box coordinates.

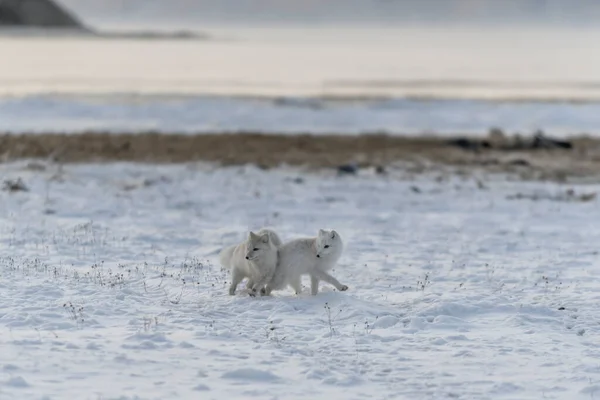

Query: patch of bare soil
[1,131,600,181]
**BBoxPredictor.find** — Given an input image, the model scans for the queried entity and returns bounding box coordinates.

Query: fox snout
[245,256,249,260]
[316,254,320,258]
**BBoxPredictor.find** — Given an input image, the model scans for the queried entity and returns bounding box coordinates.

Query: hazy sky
[58,0,600,27]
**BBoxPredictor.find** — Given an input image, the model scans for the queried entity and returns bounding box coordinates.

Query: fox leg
[310,275,320,295]
[289,275,302,295]
[262,285,273,296]
[312,270,348,292]
[252,269,276,296]
[229,270,244,295]
[245,278,260,296]
[251,280,267,296]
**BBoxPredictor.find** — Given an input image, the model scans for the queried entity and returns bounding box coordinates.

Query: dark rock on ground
[375,165,386,174]
[532,131,573,150]
[507,159,530,167]
[448,131,573,152]
[3,178,28,192]
[447,138,491,151]
[337,163,359,175]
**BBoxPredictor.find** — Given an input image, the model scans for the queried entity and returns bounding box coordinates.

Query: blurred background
[1,0,600,136]
[58,0,600,27]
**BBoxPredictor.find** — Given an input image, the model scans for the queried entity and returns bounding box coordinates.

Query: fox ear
[318,229,326,236]
[260,233,270,243]
[249,231,258,241]
[331,230,337,239]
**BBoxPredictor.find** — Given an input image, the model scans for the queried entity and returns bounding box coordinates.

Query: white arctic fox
[219,228,282,296]
[263,229,348,296]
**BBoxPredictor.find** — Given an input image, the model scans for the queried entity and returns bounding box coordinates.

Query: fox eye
[253,248,259,251]
[324,245,330,249]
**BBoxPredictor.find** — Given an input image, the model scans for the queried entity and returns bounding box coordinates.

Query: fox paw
[340,285,349,291]
[260,288,267,296]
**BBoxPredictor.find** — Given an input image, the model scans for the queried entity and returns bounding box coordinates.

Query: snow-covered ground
[3,94,600,136]
[1,161,599,399]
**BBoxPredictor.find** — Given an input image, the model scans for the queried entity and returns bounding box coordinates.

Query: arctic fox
[219,228,282,296]
[264,229,348,296]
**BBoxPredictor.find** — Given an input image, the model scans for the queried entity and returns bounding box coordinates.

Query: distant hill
[0,0,207,39]
[0,0,86,28]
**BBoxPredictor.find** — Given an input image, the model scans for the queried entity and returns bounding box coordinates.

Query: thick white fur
[264,229,347,296]
[219,228,282,295]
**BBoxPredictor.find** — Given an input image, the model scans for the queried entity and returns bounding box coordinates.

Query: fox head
[315,229,342,258]
[245,231,272,260]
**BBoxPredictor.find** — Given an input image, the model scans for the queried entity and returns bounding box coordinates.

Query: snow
[1,160,599,399]
[2,94,600,136]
